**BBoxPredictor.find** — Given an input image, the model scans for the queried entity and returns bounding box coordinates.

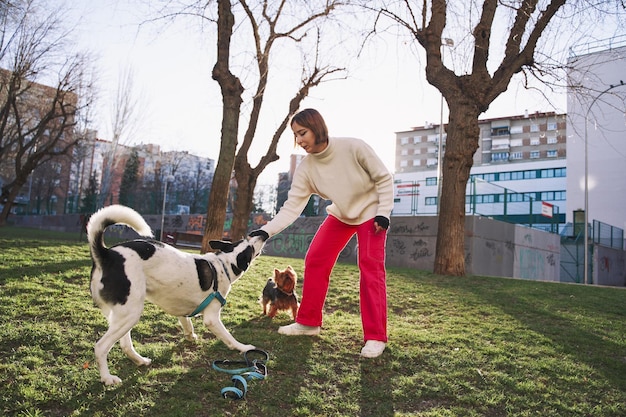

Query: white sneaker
[360,340,386,358]
[278,323,321,336]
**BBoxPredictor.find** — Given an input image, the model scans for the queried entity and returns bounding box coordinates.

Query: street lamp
[437,37,454,214]
[583,80,624,284]
[160,175,175,241]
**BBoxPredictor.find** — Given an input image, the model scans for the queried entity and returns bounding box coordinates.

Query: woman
[250,108,394,358]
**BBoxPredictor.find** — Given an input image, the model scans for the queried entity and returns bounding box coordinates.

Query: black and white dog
[86,205,267,385]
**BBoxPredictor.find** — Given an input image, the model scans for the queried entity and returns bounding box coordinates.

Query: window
[426,177,437,186]
[530,151,540,159]
[483,173,496,182]
[530,124,540,132]
[425,197,437,205]
[547,150,558,158]
[510,152,523,160]
[400,137,409,145]
[547,122,557,130]
[492,152,509,161]
[530,138,540,146]
[509,193,527,202]
[413,159,421,166]
[509,126,523,134]
[401,149,409,156]
[540,191,565,201]
[491,127,510,136]
[499,172,511,181]
[547,136,557,144]
[400,160,408,167]
[524,170,537,179]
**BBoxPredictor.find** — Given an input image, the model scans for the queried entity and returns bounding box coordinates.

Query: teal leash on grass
[212,349,269,399]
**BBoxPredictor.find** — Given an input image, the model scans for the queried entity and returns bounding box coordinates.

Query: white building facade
[566,38,626,233]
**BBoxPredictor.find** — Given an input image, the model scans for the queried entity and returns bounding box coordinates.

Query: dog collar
[277,287,294,296]
[187,291,227,317]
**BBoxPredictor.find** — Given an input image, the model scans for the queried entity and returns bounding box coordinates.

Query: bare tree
[228,1,347,241]
[178,160,212,214]
[27,158,62,214]
[98,66,146,208]
[0,0,95,225]
[374,0,622,276]
[139,1,353,248]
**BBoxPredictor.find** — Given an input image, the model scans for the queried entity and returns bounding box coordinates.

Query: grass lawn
[0,226,624,417]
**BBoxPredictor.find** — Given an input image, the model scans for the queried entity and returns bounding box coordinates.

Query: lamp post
[583,80,624,284]
[160,175,175,241]
[437,38,454,214]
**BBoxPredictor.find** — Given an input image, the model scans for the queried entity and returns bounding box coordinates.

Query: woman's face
[292,121,328,154]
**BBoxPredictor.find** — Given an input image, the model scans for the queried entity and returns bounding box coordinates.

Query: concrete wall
[8,212,270,240]
[6,212,574,283]
[594,245,626,286]
[466,216,561,281]
[262,215,562,281]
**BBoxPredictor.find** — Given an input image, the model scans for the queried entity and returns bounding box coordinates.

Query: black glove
[374,216,390,230]
[248,229,269,241]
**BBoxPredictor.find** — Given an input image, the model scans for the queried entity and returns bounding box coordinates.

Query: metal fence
[466,178,564,233]
[392,177,565,233]
[593,219,624,249]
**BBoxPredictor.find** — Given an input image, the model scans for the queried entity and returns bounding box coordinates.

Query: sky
[63,1,569,185]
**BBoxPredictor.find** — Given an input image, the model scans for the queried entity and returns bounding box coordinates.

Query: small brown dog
[260,265,299,319]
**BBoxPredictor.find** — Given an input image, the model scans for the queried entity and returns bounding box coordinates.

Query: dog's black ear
[209,240,234,252]
[235,246,254,272]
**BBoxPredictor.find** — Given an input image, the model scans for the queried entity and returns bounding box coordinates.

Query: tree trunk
[201,0,243,253]
[0,174,29,225]
[230,163,256,240]
[434,100,481,276]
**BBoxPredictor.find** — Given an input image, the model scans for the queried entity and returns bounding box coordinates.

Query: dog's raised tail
[87,205,153,251]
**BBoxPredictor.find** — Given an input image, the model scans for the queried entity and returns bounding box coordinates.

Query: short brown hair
[291,108,329,145]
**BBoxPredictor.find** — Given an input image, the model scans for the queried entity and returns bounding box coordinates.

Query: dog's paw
[102,374,123,386]
[184,332,198,342]
[237,344,256,353]
[130,356,152,367]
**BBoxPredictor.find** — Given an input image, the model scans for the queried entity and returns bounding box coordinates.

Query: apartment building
[394,112,568,230]
[65,137,216,214]
[0,69,77,216]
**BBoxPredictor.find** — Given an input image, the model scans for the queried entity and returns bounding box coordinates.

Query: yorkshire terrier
[260,265,299,319]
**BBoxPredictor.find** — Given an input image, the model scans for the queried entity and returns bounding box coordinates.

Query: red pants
[296,215,388,342]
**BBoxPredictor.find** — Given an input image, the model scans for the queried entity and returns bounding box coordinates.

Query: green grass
[1,226,625,417]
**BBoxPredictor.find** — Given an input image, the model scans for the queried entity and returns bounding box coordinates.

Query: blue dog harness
[186,291,227,317]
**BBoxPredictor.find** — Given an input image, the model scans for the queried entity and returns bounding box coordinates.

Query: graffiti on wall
[519,248,548,279]
[267,233,315,256]
[261,217,362,260]
[156,213,271,237]
[389,221,430,235]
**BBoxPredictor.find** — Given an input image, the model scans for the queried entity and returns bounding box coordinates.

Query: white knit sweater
[261,137,394,237]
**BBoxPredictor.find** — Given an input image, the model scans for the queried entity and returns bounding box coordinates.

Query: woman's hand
[373,216,389,234]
